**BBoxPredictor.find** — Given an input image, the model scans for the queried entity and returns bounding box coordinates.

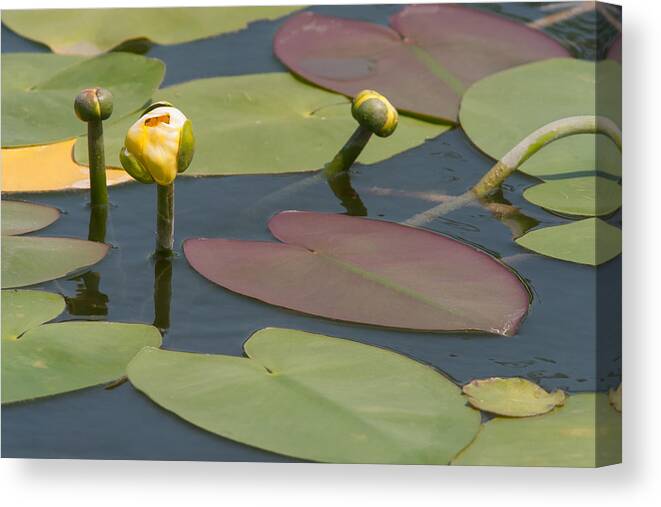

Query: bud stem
[156,183,175,257]
[324,125,373,179]
[153,256,173,333]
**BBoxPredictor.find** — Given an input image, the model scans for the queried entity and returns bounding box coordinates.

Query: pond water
[1,3,621,461]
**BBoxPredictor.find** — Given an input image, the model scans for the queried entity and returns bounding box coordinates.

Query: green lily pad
[522,177,622,217]
[460,58,621,179]
[452,393,621,467]
[74,73,449,176]
[1,236,109,289]
[515,218,621,266]
[128,327,481,464]
[609,384,622,412]
[1,289,66,340]
[2,7,304,55]
[1,200,60,235]
[463,377,566,417]
[2,52,164,147]
[3,319,162,404]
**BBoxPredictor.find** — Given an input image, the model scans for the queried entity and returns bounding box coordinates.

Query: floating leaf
[452,393,621,467]
[3,320,162,404]
[460,59,621,178]
[274,7,569,123]
[2,7,304,55]
[608,35,621,63]
[2,52,164,147]
[2,140,131,193]
[1,236,109,289]
[128,327,480,464]
[522,177,621,217]
[1,289,65,340]
[515,218,621,266]
[1,200,60,235]
[75,73,448,176]
[463,377,566,417]
[609,384,622,412]
[184,211,529,335]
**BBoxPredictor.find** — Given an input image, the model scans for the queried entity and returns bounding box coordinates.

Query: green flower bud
[351,90,398,138]
[74,87,113,122]
[120,105,195,186]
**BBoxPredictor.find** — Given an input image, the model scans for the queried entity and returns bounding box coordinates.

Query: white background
[0,0,658,505]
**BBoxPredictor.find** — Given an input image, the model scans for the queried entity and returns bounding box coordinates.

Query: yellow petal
[2,140,132,193]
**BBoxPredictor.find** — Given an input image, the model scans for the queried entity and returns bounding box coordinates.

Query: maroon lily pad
[184,211,529,336]
[274,6,570,123]
[607,35,621,63]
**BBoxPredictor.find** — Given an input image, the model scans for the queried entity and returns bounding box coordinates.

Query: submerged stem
[156,183,175,256]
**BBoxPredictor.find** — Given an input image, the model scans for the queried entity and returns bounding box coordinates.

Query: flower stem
[324,126,373,179]
[404,115,621,227]
[156,183,174,257]
[153,256,173,333]
[87,120,109,209]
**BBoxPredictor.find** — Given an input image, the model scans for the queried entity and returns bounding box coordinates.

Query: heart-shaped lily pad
[1,236,109,289]
[460,58,621,178]
[2,289,162,404]
[2,52,164,147]
[609,384,622,412]
[274,7,569,123]
[523,177,622,217]
[128,327,480,464]
[515,218,621,266]
[1,200,60,235]
[452,393,621,467]
[2,7,304,55]
[2,140,131,193]
[75,73,448,176]
[1,289,65,340]
[184,211,529,335]
[462,377,566,417]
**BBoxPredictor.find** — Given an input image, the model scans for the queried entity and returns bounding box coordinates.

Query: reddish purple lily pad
[607,35,621,63]
[274,6,570,123]
[184,211,529,336]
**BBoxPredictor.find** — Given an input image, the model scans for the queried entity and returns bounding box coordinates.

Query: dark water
[1,3,621,461]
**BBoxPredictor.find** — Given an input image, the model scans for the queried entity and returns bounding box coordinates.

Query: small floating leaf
[274,7,569,122]
[127,327,480,464]
[1,289,65,340]
[522,177,621,217]
[1,200,60,235]
[184,211,529,335]
[460,59,621,178]
[452,393,621,467]
[609,384,622,412]
[2,52,164,147]
[74,73,448,176]
[2,7,304,55]
[515,218,621,266]
[2,321,162,404]
[1,236,109,289]
[463,377,566,417]
[2,140,131,193]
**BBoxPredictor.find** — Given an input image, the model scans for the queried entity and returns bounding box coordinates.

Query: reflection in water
[65,271,109,318]
[153,256,173,333]
[327,171,367,216]
[478,189,539,239]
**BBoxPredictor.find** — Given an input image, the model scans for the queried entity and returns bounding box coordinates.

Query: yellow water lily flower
[120,102,195,186]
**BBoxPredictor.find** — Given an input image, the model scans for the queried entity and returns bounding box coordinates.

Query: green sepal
[142,101,174,115]
[119,147,154,184]
[176,119,195,174]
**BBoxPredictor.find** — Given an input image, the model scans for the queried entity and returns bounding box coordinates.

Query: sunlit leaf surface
[515,218,621,266]
[1,236,109,289]
[128,327,480,464]
[463,377,566,417]
[522,177,621,217]
[74,73,449,176]
[184,211,529,335]
[460,59,621,178]
[3,319,162,404]
[1,200,60,235]
[1,289,65,340]
[275,6,569,122]
[2,140,131,193]
[2,53,164,147]
[452,393,621,467]
[2,7,304,55]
